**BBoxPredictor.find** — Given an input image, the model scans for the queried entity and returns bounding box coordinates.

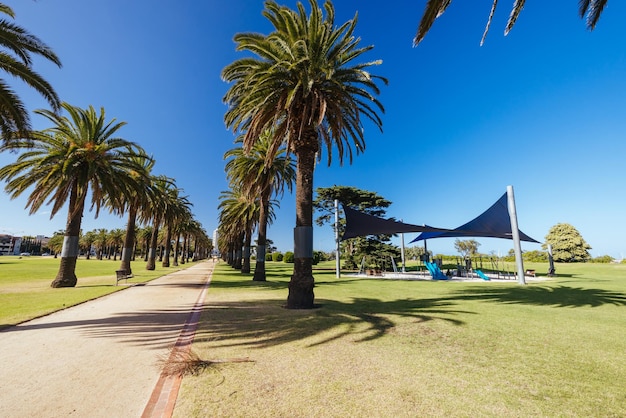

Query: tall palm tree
[144,175,175,270]
[0,103,147,287]
[80,230,96,260]
[108,150,154,275]
[218,188,259,274]
[162,190,192,268]
[107,228,125,261]
[138,226,153,261]
[224,131,294,281]
[222,0,386,308]
[0,3,61,145]
[93,228,108,260]
[414,0,610,46]
[172,208,193,266]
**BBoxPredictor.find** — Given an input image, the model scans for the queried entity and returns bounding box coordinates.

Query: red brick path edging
[141,263,214,418]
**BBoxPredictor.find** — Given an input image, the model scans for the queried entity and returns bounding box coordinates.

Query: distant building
[0,234,13,255]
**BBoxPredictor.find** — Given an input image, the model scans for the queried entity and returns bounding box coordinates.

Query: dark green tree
[543,223,591,262]
[314,185,395,270]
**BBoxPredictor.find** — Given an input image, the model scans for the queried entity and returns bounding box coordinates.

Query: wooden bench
[525,269,536,277]
[116,269,130,285]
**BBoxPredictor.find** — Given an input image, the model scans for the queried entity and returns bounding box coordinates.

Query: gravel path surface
[0,261,214,418]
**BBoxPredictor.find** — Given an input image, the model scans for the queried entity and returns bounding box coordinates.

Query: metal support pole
[335,199,340,278]
[507,185,526,285]
[400,221,406,273]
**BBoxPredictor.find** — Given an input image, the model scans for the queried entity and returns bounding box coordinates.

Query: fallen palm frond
[157,348,254,377]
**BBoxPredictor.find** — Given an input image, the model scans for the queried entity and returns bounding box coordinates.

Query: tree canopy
[454,239,481,258]
[543,223,591,262]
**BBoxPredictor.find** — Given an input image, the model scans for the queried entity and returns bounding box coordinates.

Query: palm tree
[0,103,147,287]
[145,175,175,270]
[222,0,386,308]
[138,226,153,261]
[80,230,96,259]
[109,150,154,275]
[107,228,125,261]
[218,188,259,274]
[93,228,108,260]
[414,0,609,46]
[162,190,192,268]
[0,3,61,145]
[224,131,294,281]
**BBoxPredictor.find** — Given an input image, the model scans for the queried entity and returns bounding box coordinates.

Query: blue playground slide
[475,269,491,281]
[425,261,448,280]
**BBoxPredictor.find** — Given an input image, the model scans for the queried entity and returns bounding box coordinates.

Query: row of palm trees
[218,131,295,281]
[0,102,210,287]
[0,4,209,287]
[48,225,208,267]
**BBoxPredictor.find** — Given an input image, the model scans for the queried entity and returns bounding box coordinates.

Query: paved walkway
[0,261,214,418]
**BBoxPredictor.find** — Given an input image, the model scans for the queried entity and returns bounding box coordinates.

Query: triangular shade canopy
[341,205,452,240]
[409,193,539,243]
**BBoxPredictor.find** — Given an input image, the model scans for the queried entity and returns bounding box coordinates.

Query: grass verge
[0,255,198,328]
[174,261,626,417]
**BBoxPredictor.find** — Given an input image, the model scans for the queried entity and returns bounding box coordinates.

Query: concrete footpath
[0,261,214,418]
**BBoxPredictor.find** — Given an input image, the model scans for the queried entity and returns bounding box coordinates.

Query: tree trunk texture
[162,225,172,267]
[51,183,83,288]
[287,135,317,309]
[146,217,161,270]
[242,229,252,274]
[253,190,270,281]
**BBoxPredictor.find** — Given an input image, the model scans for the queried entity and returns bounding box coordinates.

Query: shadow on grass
[452,285,626,308]
[193,277,626,351]
[195,296,471,350]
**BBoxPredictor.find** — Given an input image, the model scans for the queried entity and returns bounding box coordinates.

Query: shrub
[284,251,294,263]
[265,253,273,261]
[591,255,613,263]
[272,252,283,262]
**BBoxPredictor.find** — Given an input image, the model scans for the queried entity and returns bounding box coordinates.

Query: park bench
[525,269,536,277]
[115,269,131,285]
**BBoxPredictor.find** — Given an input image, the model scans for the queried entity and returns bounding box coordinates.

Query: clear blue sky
[1,1,625,259]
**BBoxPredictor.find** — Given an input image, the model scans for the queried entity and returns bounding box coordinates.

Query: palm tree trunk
[181,233,187,264]
[51,182,83,288]
[253,191,270,281]
[242,229,252,274]
[162,225,172,267]
[146,217,161,270]
[287,139,316,308]
[173,232,181,266]
[234,233,243,270]
[120,205,137,274]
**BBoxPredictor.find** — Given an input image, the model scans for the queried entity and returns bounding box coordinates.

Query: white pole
[400,221,406,273]
[335,199,340,278]
[507,185,526,285]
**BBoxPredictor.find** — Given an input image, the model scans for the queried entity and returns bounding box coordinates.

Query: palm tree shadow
[452,285,626,308]
[194,296,471,351]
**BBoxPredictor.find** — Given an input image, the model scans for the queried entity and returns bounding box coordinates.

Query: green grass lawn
[175,260,626,417]
[0,255,198,328]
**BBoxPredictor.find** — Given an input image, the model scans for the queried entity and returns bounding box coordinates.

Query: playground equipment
[425,261,448,280]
